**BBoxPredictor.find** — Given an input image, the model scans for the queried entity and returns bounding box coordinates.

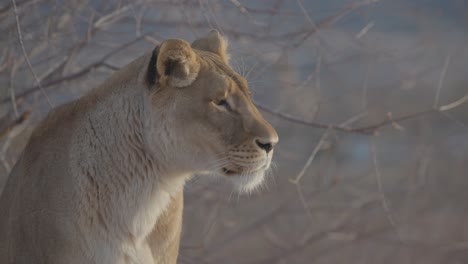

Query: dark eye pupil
[216,99,231,110]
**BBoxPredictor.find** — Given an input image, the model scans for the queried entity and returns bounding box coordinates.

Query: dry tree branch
[93,3,136,29]
[433,53,451,108]
[1,0,367,108]
[356,21,375,39]
[288,129,330,222]
[261,225,291,251]
[369,138,401,240]
[270,91,468,229]
[9,80,19,118]
[340,111,368,127]
[196,0,216,32]
[294,184,315,221]
[0,110,31,173]
[257,90,468,136]
[360,58,373,110]
[0,34,149,105]
[8,58,20,117]
[291,0,379,49]
[228,0,248,14]
[61,4,135,77]
[0,110,31,140]
[439,112,468,131]
[289,129,330,184]
[439,93,468,111]
[296,0,320,33]
[144,0,363,44]
[253,195,380,264]
[205,201,290,260]
[3,0,465,140]
[350,109,436,134]
[311,55,322,120]
[11,0,53,108]
[178,0,200,38]
[0,2,350,105]
[0,0,41,18]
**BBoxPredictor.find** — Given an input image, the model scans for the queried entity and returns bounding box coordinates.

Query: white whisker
[244,60,259,82]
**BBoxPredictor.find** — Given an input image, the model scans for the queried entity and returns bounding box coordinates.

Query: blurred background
[1,0,468,263]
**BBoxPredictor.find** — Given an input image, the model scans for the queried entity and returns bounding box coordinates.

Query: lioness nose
[255,140,273,153]
[255,135,278,154]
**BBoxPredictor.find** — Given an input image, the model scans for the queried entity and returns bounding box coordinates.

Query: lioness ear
[152,39,200,88]
[191,30,230,64]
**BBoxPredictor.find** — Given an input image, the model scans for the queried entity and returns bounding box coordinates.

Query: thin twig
[93,4,134,29]
[258,88,468,135]
[433,53,451,108]
[253,196,380,264]
[205,202,288,260]
[312,55,322,120]
[356,21,374,39]
[11,0,53,108]
[438,92,468,112]
[361,58,373,110]
[0,110,31,173]
[369,138,401,240]
[351,109,436,134]
[296,0,320,32]
[440,112,468,131]
[262,225,290,251]
[9,70,19,117]
[294,184,315,221]
[8,89,19,118]
[0,111,31,140]
[340,111,368,127]
[289,129,330,184]
[228,0,248,14]
[291,0,378,49]
[0,34,148,105]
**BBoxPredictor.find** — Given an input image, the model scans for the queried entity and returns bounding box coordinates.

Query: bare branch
[294,183,315,221]
[253,195,380,264]
[433,53,451,108]
[93,4,134,29]
[0,110,30,140]
[296,0,319,32]
[0,34,148,105]
[369,138,401,240]
[356,21,375,39]
[0,110,31,173]
[8,82,18,117]
[11,0,54,108]
[340,111,368,127]
[228,0,248,14]
[439,92,468,112]
[261,225,290,250]
[289,129,330,184]
[257,101,438,135]
[291,0,379,49]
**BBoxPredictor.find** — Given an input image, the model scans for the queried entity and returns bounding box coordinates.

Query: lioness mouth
[222,167,238,175]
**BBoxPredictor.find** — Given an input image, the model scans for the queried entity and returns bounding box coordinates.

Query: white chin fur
[228,171,266,194]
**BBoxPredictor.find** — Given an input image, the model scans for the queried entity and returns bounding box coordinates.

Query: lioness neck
[70,56,188,246]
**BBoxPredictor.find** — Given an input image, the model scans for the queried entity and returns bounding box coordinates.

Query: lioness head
[144,31,278,193]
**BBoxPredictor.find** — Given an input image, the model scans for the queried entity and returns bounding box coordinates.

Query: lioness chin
[0,30,278,264]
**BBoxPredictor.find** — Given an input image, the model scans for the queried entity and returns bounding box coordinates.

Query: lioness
[0,31,278,264]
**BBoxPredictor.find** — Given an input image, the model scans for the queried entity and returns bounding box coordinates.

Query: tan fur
[0,31,278,264]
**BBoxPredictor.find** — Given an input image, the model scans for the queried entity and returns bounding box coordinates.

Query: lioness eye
[215,99,231,111]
